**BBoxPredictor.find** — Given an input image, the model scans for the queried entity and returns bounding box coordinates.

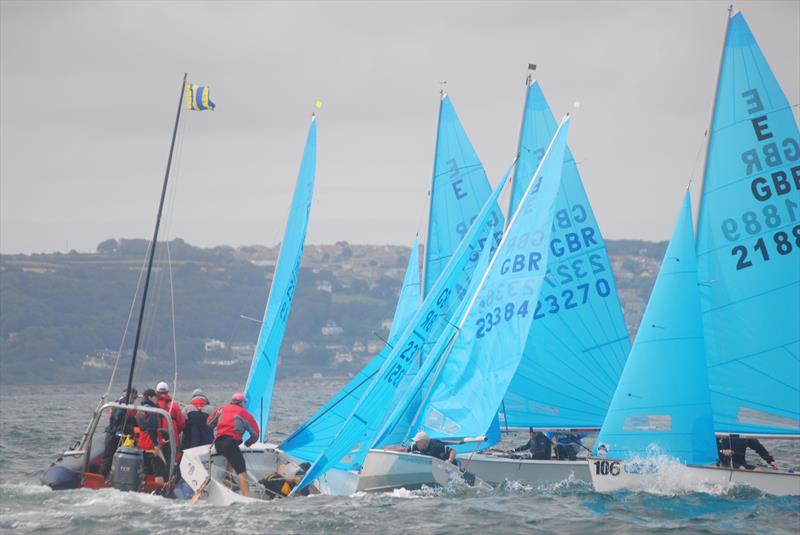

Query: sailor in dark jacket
[407,431,457,464]
[181,388,215,450]
[100,388,138,475]
[717,435,779,470]
[513,428,552,460]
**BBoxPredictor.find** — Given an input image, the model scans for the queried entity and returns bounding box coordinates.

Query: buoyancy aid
[259,463,310,498]
[156,394,185,435]
[182,397,215,450]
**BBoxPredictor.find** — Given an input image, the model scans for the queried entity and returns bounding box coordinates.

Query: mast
[124,73,188,400]
[420,88,446,299]
[506,65,535,221]
[694,6,733,235]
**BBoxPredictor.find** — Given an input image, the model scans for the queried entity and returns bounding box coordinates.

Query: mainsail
[596,192,717,465]
[502,80,630,429]
[696,12,800,436]
[292,161,514,494]
[244,117,318,439]
[424,93,499,297]
[279,238,421,461]
[416,116,572,440]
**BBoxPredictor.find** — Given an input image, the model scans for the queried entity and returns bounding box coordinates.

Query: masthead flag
[185,83,216,111]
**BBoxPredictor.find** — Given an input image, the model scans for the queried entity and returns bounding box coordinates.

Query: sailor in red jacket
[155,382,185,435]
[207,392,260,497]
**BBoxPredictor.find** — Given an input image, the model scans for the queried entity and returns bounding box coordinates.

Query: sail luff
[695,7,734,235]
[421,93,446,299]
[507,76,534,221]
[243,116,317,439]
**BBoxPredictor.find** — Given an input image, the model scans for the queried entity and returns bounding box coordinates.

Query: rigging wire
[159,98,191,403]
[101,246,150,400]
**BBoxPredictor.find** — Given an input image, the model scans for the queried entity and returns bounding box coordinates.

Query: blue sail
[595,192,717,465]
[243,117,317,439]
[502,81,631,429]
[424,94,498,297]
[696,12,800,435]
[292,162,514,494]
[417,117,571,441]
[279,238,421,461]
[374,222,498,448]
[508,79,558,216]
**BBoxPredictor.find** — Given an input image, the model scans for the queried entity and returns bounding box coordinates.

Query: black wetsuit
[409,439,454,463]
[514,433,552,460]
[717,436,775,469]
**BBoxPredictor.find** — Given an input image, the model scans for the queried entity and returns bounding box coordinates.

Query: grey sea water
[1,379,798,534]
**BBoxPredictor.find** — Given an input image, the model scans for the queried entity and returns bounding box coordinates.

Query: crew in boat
[512,428,552,459]
[181,388,215,450]
[207,392,260,497]
[155,381,185,469]
[137,388,167,480]
[717,435,779,471]
[100,387,138,476]
[389,431,457,464]
[552,432,586,460]
[260,462,312,499]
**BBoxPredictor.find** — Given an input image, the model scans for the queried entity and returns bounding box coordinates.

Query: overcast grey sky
[1,0,798,254]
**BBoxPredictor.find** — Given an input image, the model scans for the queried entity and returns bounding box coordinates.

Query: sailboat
[288,114,572,496]
[42,75,209,498]
[453,75,631,486]
[589,10,799,496]
[223,91,503,496]
[180,114,320,504]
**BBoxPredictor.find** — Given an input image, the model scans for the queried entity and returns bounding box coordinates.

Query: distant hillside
[0,238,665,385]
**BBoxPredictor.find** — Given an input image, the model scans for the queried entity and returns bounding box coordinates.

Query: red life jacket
[157,394,186,435]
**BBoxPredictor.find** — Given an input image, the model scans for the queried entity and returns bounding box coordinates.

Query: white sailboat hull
[457,452,590,485]
[588,456,800,496]
[181,443,302,505]
[181,445,445,501]
[317,449,444,495]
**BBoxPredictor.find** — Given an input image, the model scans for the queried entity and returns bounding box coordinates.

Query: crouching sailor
[207,392,259,497]
[717,435,779,471]
[389,431,457,464]
[260,462,312,499]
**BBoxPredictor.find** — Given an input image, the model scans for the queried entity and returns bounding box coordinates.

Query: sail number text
[474,279,612,338]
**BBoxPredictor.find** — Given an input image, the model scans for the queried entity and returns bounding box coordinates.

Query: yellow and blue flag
[185,83,216,111]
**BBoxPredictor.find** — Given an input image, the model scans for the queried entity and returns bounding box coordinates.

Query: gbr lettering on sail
[723,88,800,271]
